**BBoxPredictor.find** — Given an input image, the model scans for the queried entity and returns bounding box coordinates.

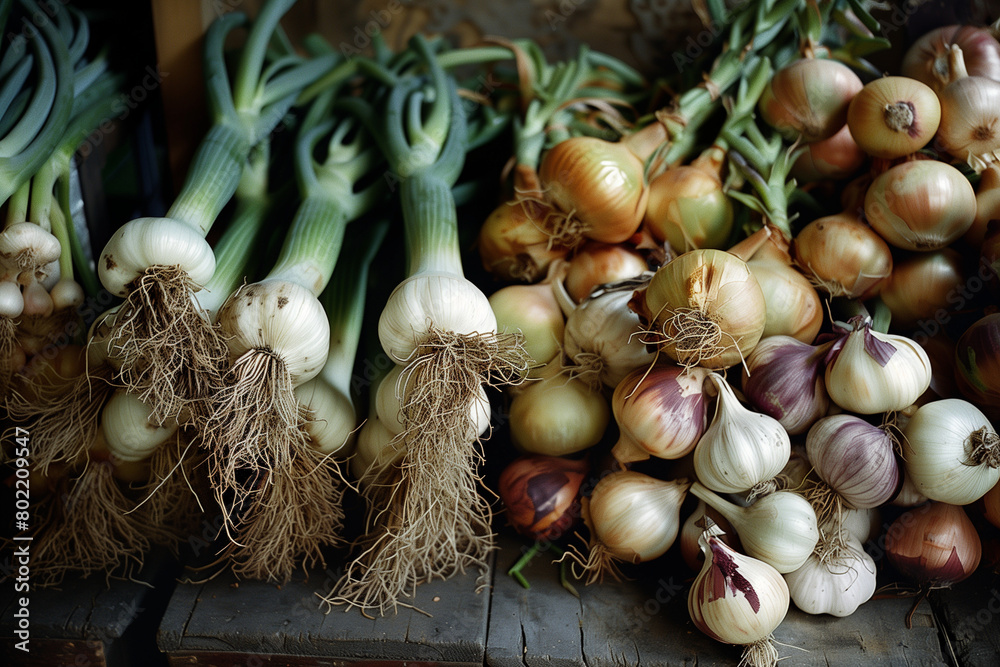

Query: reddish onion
[610,363,710,464]
[954,313,1000,413]
[791,123,868,183]
[886,501,981,587]
[498,454,589,542]
[741,335,830,436]
[902,25,1000,93]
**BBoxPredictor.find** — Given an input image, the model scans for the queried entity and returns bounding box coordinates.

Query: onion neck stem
[320,218,390,397]
[688,481,741,526]
[167,122,253,237]
[266,195,350,297]
[4,178,29,229]
[401,170,464,278]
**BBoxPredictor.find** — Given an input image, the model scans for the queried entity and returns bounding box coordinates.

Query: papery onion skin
[747,258,824,343]
[643,165,734,253]
[497,454,589,542]
[954,313,1000,412]
[586,472,689,563]
[637,249,767,370]
[879,249,967,330]
[490,282,565,367]
[791,123,868,183]
[902,25,1000,93]
[611,364,710,463]
[902,397,1000,505]
[688,523,789,645]
[886,501,982,586]
[806,414,900,510]
[936,74,1000,166]
[539,136,648,245]
[846,76,941,159]
[509,372,610,456]
[478,195,570,283]
[792,213,893,299]
[864,160,977,251]
[758,58,864,143]
[564,241,648,303]
[741,336,830,436]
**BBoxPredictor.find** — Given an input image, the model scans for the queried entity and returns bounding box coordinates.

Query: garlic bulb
[562,280,655,390]
[741,335,830,436]
[573,471,689,583]
[688,520,789,667]
[611,363,710,463]
[902,398,1000,505]
[690,482,819,573]
[680,499,740,571]
[785,533,877,617]
[821,507,881,544]
[694,373,791,495]
[824,316,931,414]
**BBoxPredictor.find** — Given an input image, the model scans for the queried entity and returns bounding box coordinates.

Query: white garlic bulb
[785,534,877,617]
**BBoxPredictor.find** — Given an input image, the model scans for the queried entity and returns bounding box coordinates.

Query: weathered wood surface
[932,564,1000,667]
[486,535,951,667]
[157,556,493,665]
[0,548,178,666]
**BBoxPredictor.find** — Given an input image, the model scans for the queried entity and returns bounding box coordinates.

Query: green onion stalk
[95,0,341,427]
[221,216,391,583]
[475,40,646,282]
[327,35,530,615]
[201,98,384,582]
[0,0,75,397]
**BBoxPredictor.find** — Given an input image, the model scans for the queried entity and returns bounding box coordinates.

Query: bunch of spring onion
[200,93,388,581]
[95,0,343,427]
[325,35,531,614]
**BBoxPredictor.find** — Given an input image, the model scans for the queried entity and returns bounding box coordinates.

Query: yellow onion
[758,58,863,143]
[497,454,589,542]
[489,270,566,368]
[563,240,647,303]
[936,46,1000,168]
[886,501,981,587]
[643,164,733,253]
[610,363,711,464]
[688,520,790,667]
[791,212,893,299]
[477,193,570,282]
[846,76,941,159]
[791,123,868,183]
[902,25,1000,93]
[631,249,766,370]
[864,159,977,251]
[730,225,823,343]
[969,161,1000,245]
[879,248,967,330]
[982,480,1000,530]
[538,136,648,245]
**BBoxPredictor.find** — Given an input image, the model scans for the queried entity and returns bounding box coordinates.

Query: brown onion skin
[879,248,967,329]
[902,25,1000,93]
[791,123,868,183]
[758,58,863,143]
[954,313,1000,413]
[935,74,1000,163]
[478,195,570,282]
[564,241,647,303]
[846,76,941,159]
[498,454,589,542]
[887,502,982,587]
[791,212,893,299]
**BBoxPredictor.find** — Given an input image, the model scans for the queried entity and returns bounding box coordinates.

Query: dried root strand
[968,426,1000,468]
[31,461,165,587]
[0,314,19,398]
[200,348,302,513]
[558,536,627,586]
[802,477,843,532]
[739,636,780,667]
[109,265,228,425]
[328,329,530,614]
[5,362,115,474]
[134,430,207,547]
[224,441,347,583]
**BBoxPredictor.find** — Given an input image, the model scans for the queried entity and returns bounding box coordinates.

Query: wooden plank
[158,556,492,664]
[0,548,179,666]
[487,534,950,667]
[931,564,1000,667]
